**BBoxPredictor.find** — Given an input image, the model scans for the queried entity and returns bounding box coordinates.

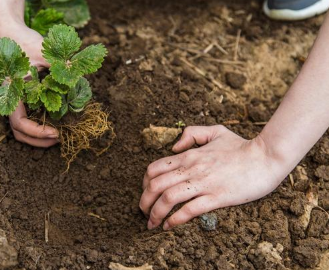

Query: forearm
[0,0,25,31]
[261,14,329,173]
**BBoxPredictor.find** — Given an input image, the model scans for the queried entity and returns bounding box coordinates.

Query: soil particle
[313,137,329,164]
[289,197,306,216]
[0,229,18,268]
[31,148,45,161]
[85,248,99,263]
[248,241,285,270]
[248,103,271,122]
[315,165,329,181]
[142,125,182,150]
[307,209,328,237]
[99,167,111,179]
[225,72,247,89]
[293,238,329,268]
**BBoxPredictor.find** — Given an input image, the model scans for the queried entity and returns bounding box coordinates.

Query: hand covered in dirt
[0,13,58,147]
[140,125,285,230]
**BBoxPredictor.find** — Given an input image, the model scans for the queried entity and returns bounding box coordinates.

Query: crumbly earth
[0,0,329,269]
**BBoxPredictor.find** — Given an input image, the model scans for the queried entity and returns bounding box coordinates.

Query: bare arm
[140,14,329,230]
[261,14,329,171]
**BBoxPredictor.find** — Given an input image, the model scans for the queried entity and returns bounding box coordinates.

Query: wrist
[253,132,297,184]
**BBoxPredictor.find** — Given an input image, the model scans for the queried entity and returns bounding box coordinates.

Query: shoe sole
[263,0,329,20]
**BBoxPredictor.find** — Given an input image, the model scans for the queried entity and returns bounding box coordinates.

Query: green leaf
[71,44,107,75]
[44,0,90,28]
[0,79,24,116]
[49,95,68,120]
[68,77,91,112]
[0,38,30,80]
[42,24,81,63]
[25,79,43,105]
[40,90,62,112]
[42,75,69,94]
[24,66,42,108]
[29,66,39,80]
[49,60,82,87]
[31,8,64,36]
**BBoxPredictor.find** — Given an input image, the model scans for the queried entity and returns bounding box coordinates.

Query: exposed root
[59,102,115,172]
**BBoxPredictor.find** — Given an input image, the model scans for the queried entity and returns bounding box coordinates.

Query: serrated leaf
[49,60,82,87]
[49,95,68,120]
[29,66,39,80]
[31,8,64,36]
[42,24,81,63]
[0,38,30,80]
[0,79,24,116]
[40,90,62,112]
[25,79,43,105]
[42,75,69,94]
[71,44,107,75]
[68,77,91,112]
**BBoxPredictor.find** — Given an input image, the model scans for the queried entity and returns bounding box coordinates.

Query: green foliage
[0,38,29,116]
[0,25,107,119]
[42,25,107,87]
[31,9,64,36]
[25,0,90,34]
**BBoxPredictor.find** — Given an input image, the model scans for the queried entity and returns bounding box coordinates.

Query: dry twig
[109,263,153,270]
[45,212,50,243]
[234,29,241,61]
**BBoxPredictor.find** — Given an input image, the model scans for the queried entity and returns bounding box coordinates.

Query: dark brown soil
[1,0,329,269]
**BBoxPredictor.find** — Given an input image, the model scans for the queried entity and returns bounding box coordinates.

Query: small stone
[86,164,96,171]
[142,125,182,150]
[179,92,190,103]
[225,72,247,89]
[199,213,218,231]
[85,249,98,263]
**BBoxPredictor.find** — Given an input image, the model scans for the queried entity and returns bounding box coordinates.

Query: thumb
[172,125,225,153]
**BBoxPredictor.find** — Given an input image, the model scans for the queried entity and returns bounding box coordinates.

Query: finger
[9,102,58,139]
[143,151,194,189]
[172,125,226,153]
[163,195,218,230]
[13,130,58,148]
[140,167,193,215]
[147,180,203,229]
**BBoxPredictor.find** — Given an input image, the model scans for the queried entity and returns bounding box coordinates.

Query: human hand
[0,18,58,147]
[140,125,286,230]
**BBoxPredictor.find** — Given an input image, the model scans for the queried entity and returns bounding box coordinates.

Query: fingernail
[47,134,58,139]
[163,221,170,230]
[147,220,155,230]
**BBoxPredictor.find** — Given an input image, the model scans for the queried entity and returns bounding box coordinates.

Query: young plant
[0,24,114,169]
[25,0,90,35]
[0,24,107,120]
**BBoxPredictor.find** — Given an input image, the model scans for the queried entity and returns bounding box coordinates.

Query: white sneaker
[263,0,329,20]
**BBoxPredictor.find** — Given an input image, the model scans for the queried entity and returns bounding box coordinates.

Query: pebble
[225,72,247,89]
[199,213,218,231]
[85,249,98,263]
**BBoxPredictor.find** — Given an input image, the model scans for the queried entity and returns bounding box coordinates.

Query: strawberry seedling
[0,24,114,169]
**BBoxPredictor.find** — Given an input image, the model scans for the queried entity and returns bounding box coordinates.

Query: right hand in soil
[0,7,58,147]
[140,125,287,230]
